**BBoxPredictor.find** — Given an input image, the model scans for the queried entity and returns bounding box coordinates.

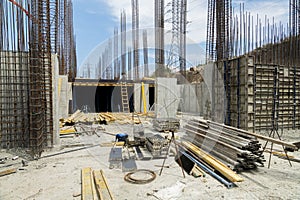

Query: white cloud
[99,0,154,27]
[100,0,289,43]
[99,0,208,43]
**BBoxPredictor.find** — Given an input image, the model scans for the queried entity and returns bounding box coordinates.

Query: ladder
[121,82,130,113]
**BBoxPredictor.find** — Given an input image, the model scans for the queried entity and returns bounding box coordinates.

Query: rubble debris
[0,157,8,164]
[22,160,28,167]
[72,193,81,198]
[12,156,19,160]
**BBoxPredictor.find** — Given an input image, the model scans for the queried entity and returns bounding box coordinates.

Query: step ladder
[121,82,130,113]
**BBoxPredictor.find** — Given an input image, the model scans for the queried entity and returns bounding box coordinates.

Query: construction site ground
[1,114,300,200]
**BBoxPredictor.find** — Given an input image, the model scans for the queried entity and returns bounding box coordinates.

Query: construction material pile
[146,134,169,157]
[182,119,265,171]
[153,118,180,132]
[60,110,147,127]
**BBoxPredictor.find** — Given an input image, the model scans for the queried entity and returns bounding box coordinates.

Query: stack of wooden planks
[60,110,148,126]
[81,167,114,200]
[183,119,265,171]
[60,110,99,126]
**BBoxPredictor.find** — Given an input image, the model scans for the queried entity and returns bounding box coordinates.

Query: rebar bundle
[132,0,140,80]
[143,30,149,77]
[155,0,165,77]
[121,10,127,76]
[206,0,232,62]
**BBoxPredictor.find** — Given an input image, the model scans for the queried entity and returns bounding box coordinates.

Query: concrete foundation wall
[155,78,179,118]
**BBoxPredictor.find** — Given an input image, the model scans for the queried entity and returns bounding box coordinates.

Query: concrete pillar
[52,54,60,146]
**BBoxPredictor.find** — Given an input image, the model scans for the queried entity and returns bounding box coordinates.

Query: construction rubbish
[183,119,265,171]
[153,118,180,132]
[148,181,186,199]
[60,123,105,138]
[81,168,114,200]
[60,110,149,127]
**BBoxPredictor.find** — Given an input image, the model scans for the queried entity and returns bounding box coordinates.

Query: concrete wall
[155,78,179,118]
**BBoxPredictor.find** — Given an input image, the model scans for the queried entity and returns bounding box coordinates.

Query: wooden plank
[60,127,77,135]
[182,141,244,182]
[100,142,125,147]
[0,168,17,177]
[81,167,95,200]
[191,164,205,177]
[93,170,114,200]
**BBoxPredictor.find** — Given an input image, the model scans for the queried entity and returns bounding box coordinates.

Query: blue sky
[73,0,289,70]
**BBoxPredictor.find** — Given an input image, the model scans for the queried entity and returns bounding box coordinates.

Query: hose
[124,169,156,184]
